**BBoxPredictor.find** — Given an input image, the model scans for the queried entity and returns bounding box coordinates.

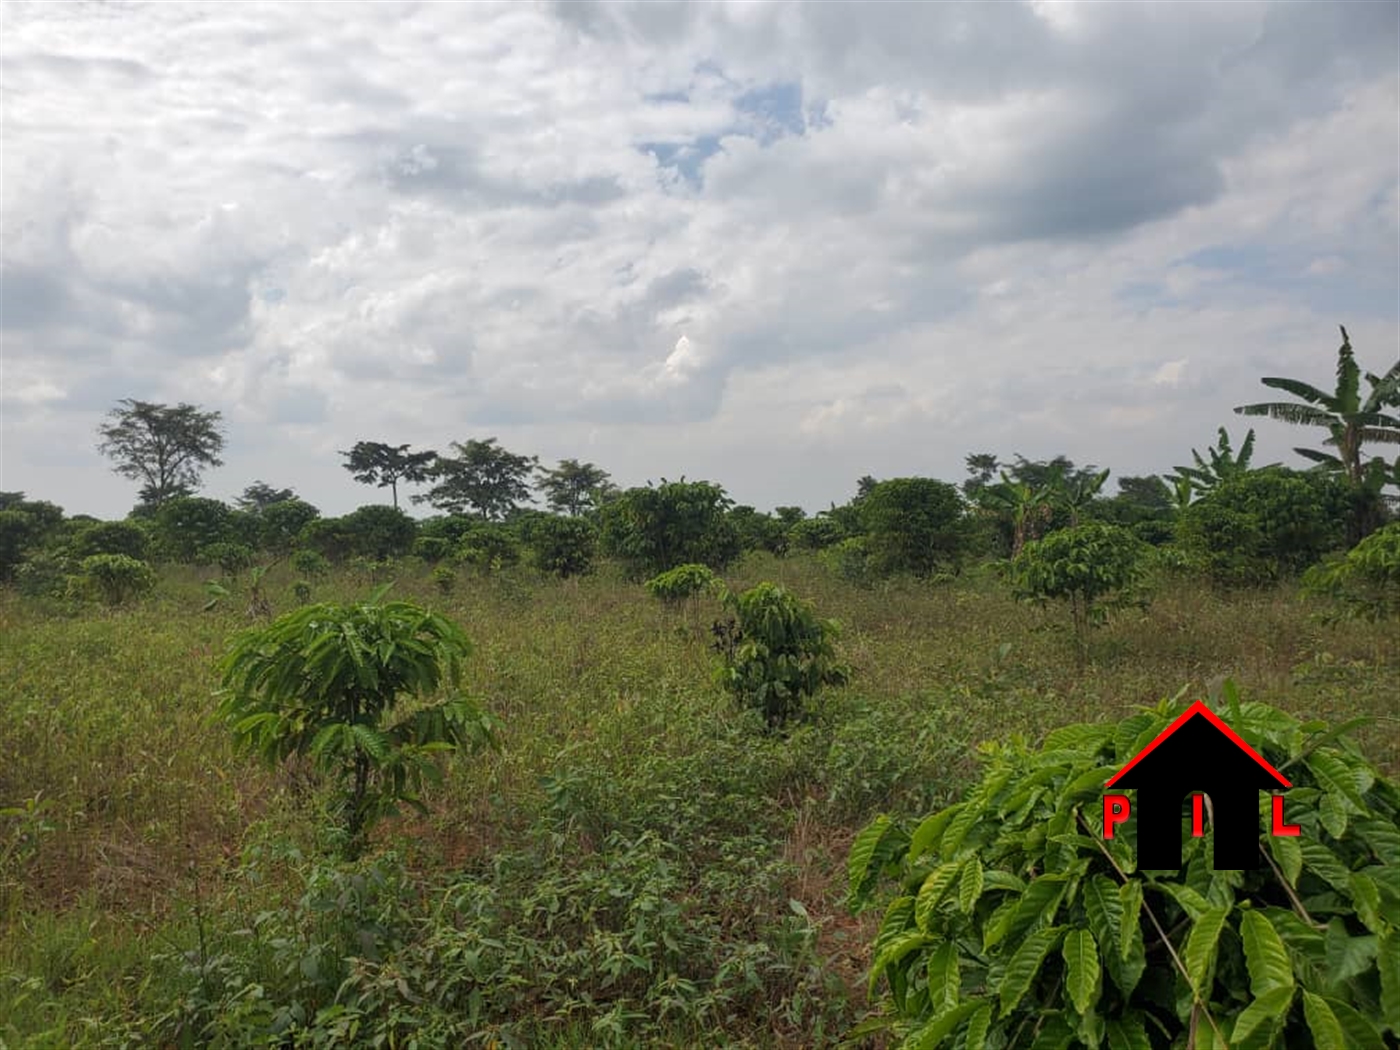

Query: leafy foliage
[1010,523,1149,657]
[1302,522,1400,621]
[339,442,437,510]
[95,400,226,509]
[155,496,237,563]
[73,553,156,605]
[860,478,972,578]
[645,563,719,605]
[416,438,537,520]
[1177,469,1342,586]
[217,597,497,853]
[536,458,613,516]
[303,505,417,563]
[788,515,847,552]
[255,499,320,554]
[599,479,741,577]
[1168,427,1267,498]
[69,520,150,561]
[517,512,598,577]
[849,687,1400,1049]
[714,583,848,728]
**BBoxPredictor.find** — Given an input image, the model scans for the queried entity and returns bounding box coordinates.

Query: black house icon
[1106,701,1291,870]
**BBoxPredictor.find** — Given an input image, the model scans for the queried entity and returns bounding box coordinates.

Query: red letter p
[1104,794,1131,839]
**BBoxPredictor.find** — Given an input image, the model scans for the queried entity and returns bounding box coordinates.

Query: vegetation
[599,479,742,577]
[339,442,437,510]
[217,595,497,855]
[848,686,1400,1049]
[1302,521,1400,622]
[416,438,538,520]
[95,399,226,510]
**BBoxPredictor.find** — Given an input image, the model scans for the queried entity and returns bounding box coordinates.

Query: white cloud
[1,1,1396,515]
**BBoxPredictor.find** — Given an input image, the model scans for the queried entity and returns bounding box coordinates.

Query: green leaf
[1323,919,1378,985]
[1240,909,1294,998]
[908,805,961,862]
[1103,1014,1152,1050]
[999,925,1065,1014]
[958,857,984,914]
[868,930,930,997]
[915,861,962,931]
[1118,880,1142,960]
[1269,833,1303,887]
[1183,906,1230,997]
[1349,871,1384,933]
[1323,995,1388,1050]
[1306,751,1369,813]
[849,815,893,902]
[1230,986,1293,1045]
[1082,875,1122,958]
[1379,930,1400,1032]
[1318,791,1349,838]
[902,1000,986,1050]
[1302,991,1346,1050]
[925,942,959,1014]
[962,1002,992,1050]
[1061,928,1100,1016]
[1300,840,1352,891]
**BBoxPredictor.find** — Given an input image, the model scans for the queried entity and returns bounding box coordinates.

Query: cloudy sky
[2,0,1397,518]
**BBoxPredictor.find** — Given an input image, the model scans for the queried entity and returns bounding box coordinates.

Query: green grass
[1,554,1396,1046]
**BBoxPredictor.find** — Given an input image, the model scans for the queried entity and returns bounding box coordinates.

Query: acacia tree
[1236,326,1400,541]
[96,399,226,508]
[416,438,538,520]
[537,459,612,516]
[340,442,437,510]
[235,481,298,513]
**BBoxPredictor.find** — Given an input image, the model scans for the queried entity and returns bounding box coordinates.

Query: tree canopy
[96,399,226,508]
[416,438,538,520]
[340,442,437,509]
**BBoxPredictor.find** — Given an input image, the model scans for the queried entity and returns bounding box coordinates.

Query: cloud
[1,0,1395,516]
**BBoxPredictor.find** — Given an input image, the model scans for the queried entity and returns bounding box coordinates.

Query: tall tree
[537,459,612,516]
[96,399,225,508]
[1235,325,1399,540]
[416,438,538,520]
[339,442,437,509]
[236,481,298,514]
[1235,327,1400,481]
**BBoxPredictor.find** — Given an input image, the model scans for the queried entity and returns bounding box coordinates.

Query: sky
[2,0,1398,519]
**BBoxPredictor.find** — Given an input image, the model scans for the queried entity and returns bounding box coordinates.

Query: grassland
[2,555,1396,1046]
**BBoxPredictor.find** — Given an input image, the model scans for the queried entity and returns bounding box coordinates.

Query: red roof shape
[1105,700,1291,789]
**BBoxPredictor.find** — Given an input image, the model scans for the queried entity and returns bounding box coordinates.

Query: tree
[1235,325,1400,541]
[537,459,612,516]
[1167,427,1267,498]
[257,499,320,554]
[516,513,598,577]
[303,505,416,562]
[235,481,298,514]
[1010,522,1149,661]
[860,478,971,577]
[155,496,237,563]
[217,597,497,855]
[597,479,741,577]
[340,442,437,510]
[962,452,1001,497]
[96,399,226,508]
[416,438,537,520]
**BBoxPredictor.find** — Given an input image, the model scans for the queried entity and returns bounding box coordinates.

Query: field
[2,555,1397,1047]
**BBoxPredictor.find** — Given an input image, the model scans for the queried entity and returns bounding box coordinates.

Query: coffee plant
[71,553,156,605]
[217,594,498,855]
[848,685,1400,1049]
[714,582,848,728]
[1301,521,1400,622]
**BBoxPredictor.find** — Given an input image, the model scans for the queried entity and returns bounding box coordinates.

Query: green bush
[788,515,846,552]
[72,554,156,605]
[431,565,456,595]
[155,496,236,563]
[304,505,416,563]
[1011,523,1149,659]
[198,541,255,578]
[645,563,718,605]
[714,583,848,728]
[821,536,872,586]
[598,480,741,577]
[861,477,972,578]
[1302,521,1400,622]
[256,498,320,554]
[69,520,149,561]
[518,513,597,577]
[0,509,41,581]
[848,687,1400,1049]
[411,535,454,564]
[291,548,331,580]
[217,597,498,854]
[452,523,521,573]
[1178,469,1342,587]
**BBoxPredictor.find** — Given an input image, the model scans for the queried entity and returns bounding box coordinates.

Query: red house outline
[1106,701,1291,789]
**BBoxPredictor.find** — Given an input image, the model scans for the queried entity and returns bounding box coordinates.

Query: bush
[69,520,149,561]
[1302,521,1400,621]
[645,563,719,605]
[304,505,416,563]
[73,554,156,605]
[217,598,498,854]
[257,498,321,554]
[848,687,1400,1050]
[198,541,256,577]
[821,537,872,586]
[155,496,236,563]
[291,548,331,580]
[431,565,456,595]
[1011,523,1149,659]
[788,516,846,552]
[599,480,741,577]
[412,536,454,564]
[518,514,597,577]
[0,509,41,581]
[453,523,521,573]
[860,477,972,578]
[1178,469,1341,587]
[714,583,848,728]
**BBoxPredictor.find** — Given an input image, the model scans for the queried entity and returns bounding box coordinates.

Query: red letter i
[1192,794,1205,837]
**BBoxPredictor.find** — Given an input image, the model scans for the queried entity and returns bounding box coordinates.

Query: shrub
[412,536,454,564]
[217,597,498,854]
[291,548,331,580]
[861,477,972,578]
[292,580,313,604]
[518,513,597,577]
[155,496,236,563]
[257,498,321,554]
[714,583,848,728]
[0,509,41,581]
[848,687,1400,1050]
[452,523,521,573]
[431,565,456,595]
[645,563,718,605]
[1302,521,1400,621]
[73,553,156,605]
[788,515,846,552]
[598,480,741,577]
[69,520,149,561]
[1011,523,1149,660]
[198,541,256,578]
[1178,469,1341,587]
[304,506,416,563]
[821,536,872,586]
